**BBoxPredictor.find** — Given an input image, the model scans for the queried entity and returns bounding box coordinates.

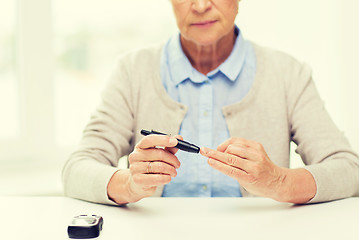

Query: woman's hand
[200,137,287,201]
[200,137,316,203]
[107,134,182,204]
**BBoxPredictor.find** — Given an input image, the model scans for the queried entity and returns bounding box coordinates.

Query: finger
[136,134,178,150]
[224,144,259,160]
[207,158,248,181]
[128,148,181,168]
[132,173,172,187]
[130,161,177,177]
[165,135,183,155]
[200,147,248,171]
[217,137,255,152]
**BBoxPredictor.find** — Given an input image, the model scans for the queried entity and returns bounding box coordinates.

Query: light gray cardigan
[62,43,359,204]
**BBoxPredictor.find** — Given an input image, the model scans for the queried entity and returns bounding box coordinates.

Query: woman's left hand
[200,137,287,201]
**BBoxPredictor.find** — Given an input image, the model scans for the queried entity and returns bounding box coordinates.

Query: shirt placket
[198,79,213,196]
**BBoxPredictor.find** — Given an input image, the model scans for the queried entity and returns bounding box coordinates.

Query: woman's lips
[191,20,217,28]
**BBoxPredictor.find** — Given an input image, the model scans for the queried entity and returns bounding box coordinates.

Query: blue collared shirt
[160,27,256,197]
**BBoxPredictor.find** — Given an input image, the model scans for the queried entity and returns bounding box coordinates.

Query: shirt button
[203,111,208,117]
[204,80,210,84]
[202,185,208,191]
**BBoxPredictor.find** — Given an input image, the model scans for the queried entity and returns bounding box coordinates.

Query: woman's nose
[191,0,212,14]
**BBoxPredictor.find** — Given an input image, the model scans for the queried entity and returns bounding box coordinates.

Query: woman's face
[170,0,239,46]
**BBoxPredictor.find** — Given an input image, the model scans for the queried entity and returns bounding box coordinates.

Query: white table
[1,197,358,240]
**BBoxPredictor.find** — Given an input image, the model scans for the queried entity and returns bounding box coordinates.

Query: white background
[0,0,358,196]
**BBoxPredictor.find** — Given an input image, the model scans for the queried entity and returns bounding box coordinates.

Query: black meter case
[67,215,103,239]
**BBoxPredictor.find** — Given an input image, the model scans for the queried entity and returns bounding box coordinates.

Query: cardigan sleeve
[288,63,359,203]
[62,56,135,205]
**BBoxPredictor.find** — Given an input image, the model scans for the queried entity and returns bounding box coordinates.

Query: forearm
[276,168,317,204]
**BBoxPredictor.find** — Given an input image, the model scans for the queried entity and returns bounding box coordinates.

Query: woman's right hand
[107,134,181,204]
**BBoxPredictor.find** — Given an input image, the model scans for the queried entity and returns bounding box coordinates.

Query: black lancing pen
[140,129,200,153]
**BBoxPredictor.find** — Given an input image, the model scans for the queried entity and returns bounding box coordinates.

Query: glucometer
[67,215,103,239]
[141,129,200,153]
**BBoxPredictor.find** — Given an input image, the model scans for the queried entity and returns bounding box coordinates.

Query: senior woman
[62,0,359,205]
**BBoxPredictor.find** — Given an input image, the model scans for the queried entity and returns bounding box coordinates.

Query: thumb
[164,135,183,154]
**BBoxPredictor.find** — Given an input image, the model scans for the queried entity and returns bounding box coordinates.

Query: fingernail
[169,137,177,145]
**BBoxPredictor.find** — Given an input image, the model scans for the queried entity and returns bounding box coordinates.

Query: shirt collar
[167,26,247,86]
